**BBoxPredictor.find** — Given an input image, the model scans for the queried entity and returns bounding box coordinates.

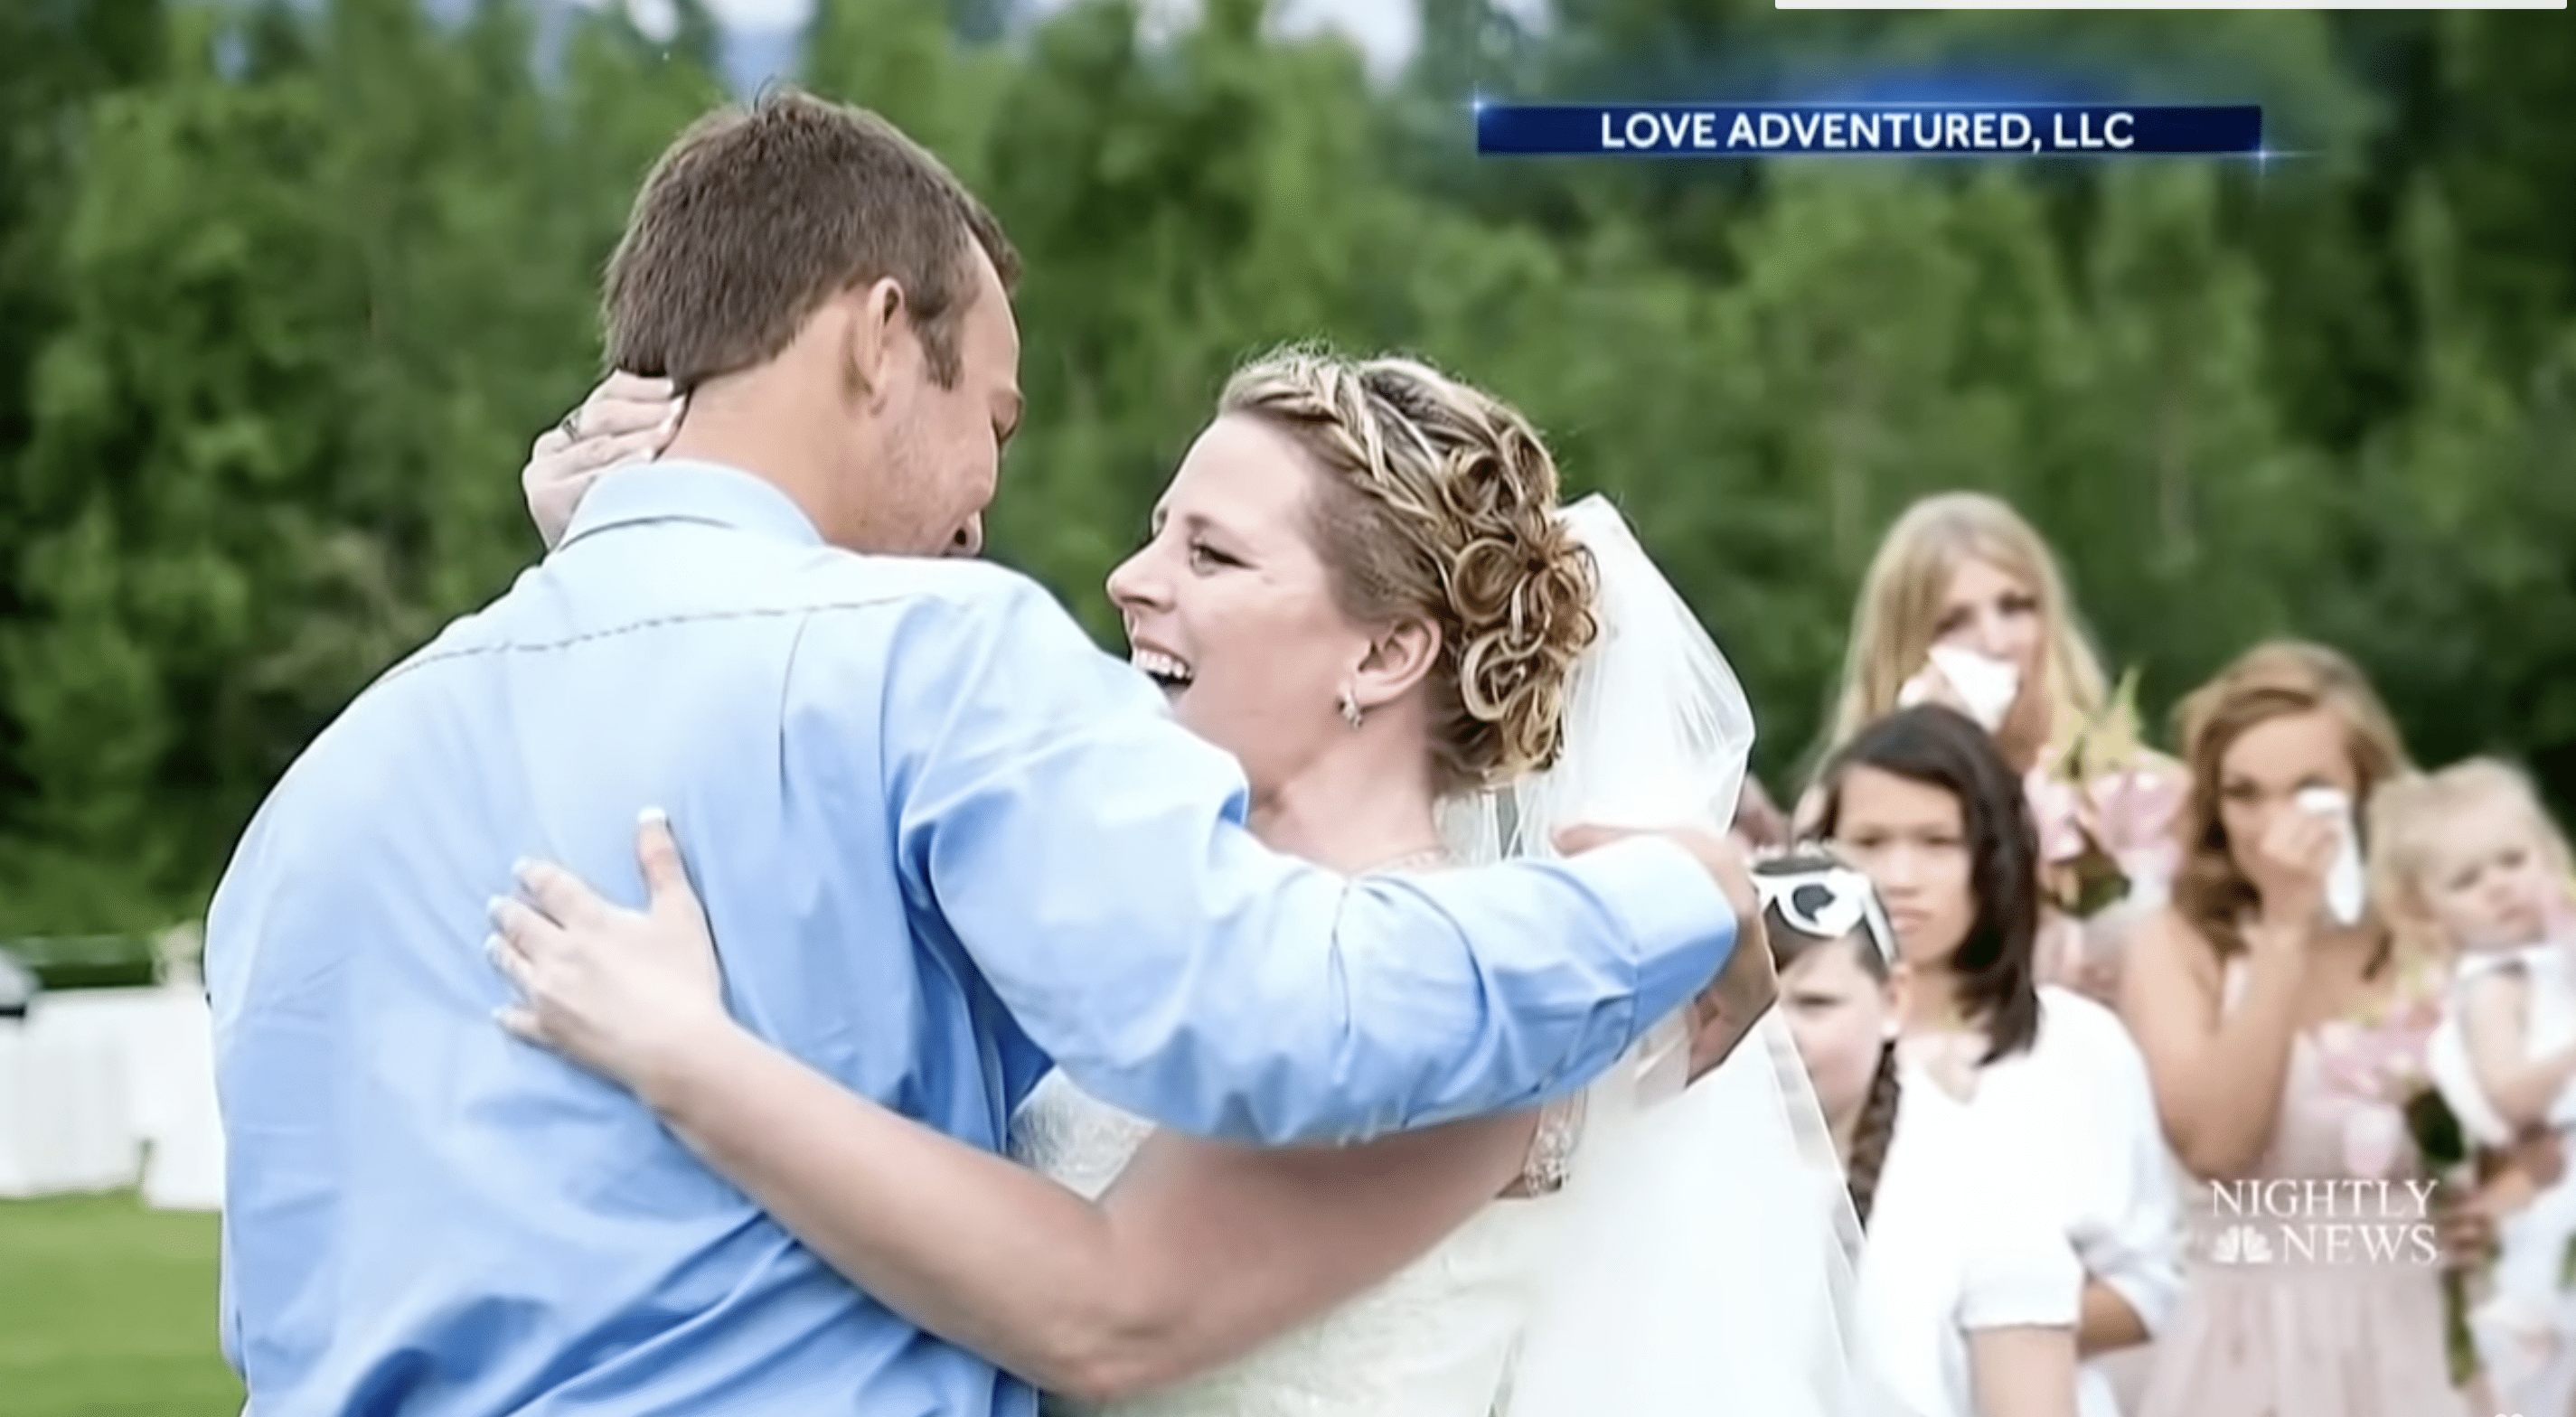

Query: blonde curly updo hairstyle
[1218,347,1600,795]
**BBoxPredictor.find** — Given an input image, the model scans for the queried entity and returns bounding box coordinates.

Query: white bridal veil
[1440,495,1885,1416]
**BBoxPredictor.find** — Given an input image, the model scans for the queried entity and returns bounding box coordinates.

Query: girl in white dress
[1757,849,2082,1417]
[487,350,1868,1417]
[2373,757,2576,1414]
[1809,706,2185,1417]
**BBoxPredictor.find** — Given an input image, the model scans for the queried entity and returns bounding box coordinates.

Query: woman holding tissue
[1807,493,2184,1005]
[1816,493,2102,779]
[2120,641,2491,1417]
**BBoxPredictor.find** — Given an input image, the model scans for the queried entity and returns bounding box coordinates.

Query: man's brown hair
[604,86,1019,389]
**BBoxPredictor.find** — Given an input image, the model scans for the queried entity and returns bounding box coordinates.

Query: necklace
[1363,845,1453,876]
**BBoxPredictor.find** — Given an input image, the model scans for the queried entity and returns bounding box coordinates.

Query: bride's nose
[1105,546,1170,615]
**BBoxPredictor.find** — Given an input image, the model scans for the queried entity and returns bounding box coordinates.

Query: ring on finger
[559,408,583,440]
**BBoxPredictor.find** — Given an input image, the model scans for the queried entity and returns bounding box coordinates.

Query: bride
[497,348,1883,1415]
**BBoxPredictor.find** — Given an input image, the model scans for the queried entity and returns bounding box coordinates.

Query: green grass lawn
[0,1190,240,1416]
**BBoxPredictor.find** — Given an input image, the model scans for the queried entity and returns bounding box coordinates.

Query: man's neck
[661,387,861,549]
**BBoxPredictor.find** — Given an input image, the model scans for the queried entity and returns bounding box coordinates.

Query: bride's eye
[1189,541,1237,570]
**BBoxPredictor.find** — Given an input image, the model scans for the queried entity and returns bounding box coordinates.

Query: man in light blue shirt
[206,90,1758,1416]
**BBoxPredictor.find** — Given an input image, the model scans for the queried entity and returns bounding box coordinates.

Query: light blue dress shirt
[205,462,1736,1416]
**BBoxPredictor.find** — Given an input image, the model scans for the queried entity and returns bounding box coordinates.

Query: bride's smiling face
[1106,415,1382,795]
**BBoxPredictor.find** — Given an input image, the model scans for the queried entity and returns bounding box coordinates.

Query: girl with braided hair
[1761,848,2082,1417]
[1812,706,2184,1417]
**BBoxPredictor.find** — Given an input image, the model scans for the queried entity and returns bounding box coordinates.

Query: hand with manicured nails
[523,372,686,549]
[488,809,729,1096]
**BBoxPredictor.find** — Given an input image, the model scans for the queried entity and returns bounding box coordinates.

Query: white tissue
[1899,644,2022,732]
[2294,785,2366,926]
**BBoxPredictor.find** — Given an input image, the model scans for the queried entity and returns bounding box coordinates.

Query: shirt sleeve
[1957,1162,2086,1331]
[2053,993,2186,1337]
[841,568,1739,1147]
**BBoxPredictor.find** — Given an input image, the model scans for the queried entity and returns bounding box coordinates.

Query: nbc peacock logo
[2206,1224,2276,1264]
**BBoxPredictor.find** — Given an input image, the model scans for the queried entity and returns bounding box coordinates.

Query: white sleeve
[2429,1008,2516,1149]
[1958,1166,2084,1331]
[2049,991,2186,1337]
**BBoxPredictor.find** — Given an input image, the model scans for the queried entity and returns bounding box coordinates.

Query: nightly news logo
[2200,1178,2446,1267]
[1475,102,2266,160]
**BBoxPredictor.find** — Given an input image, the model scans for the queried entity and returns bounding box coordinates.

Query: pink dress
[2135,962,2470,1417]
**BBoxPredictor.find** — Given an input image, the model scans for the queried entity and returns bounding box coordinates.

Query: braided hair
[1754,849,1904,1231]
[1842,1042,1904,1229]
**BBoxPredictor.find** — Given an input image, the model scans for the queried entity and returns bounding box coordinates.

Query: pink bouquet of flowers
[2313,988,2444,1178]
[2317,974,2482,1384]
[2027,670,2183,920]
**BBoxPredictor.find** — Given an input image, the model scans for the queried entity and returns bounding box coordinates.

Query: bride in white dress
[494,349,1879,1416]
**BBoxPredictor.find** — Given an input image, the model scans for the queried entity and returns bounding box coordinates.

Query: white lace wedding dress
[1011,1070,1577,1417]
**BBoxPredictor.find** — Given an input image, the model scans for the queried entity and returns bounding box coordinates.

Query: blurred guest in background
[1806,493,2183,1008]
[1760,848,2082,1417]
[2120,642,2504,1417]
[1812,705,2182,1417]
[2374,757,2576,1417]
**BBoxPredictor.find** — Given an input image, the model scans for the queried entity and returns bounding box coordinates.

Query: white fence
[0,928,223,1209]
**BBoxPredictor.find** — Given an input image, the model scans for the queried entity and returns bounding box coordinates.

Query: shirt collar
[556,461,828,552]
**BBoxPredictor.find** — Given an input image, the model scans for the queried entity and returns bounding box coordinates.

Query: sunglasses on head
[1753,862,1899,966]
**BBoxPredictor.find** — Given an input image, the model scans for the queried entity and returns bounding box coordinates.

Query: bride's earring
[1339,689,1364,729]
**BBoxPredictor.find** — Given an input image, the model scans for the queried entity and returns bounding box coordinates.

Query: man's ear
[841,277,907,404]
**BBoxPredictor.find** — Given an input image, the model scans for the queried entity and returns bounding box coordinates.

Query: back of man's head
[604,87,1019,391]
